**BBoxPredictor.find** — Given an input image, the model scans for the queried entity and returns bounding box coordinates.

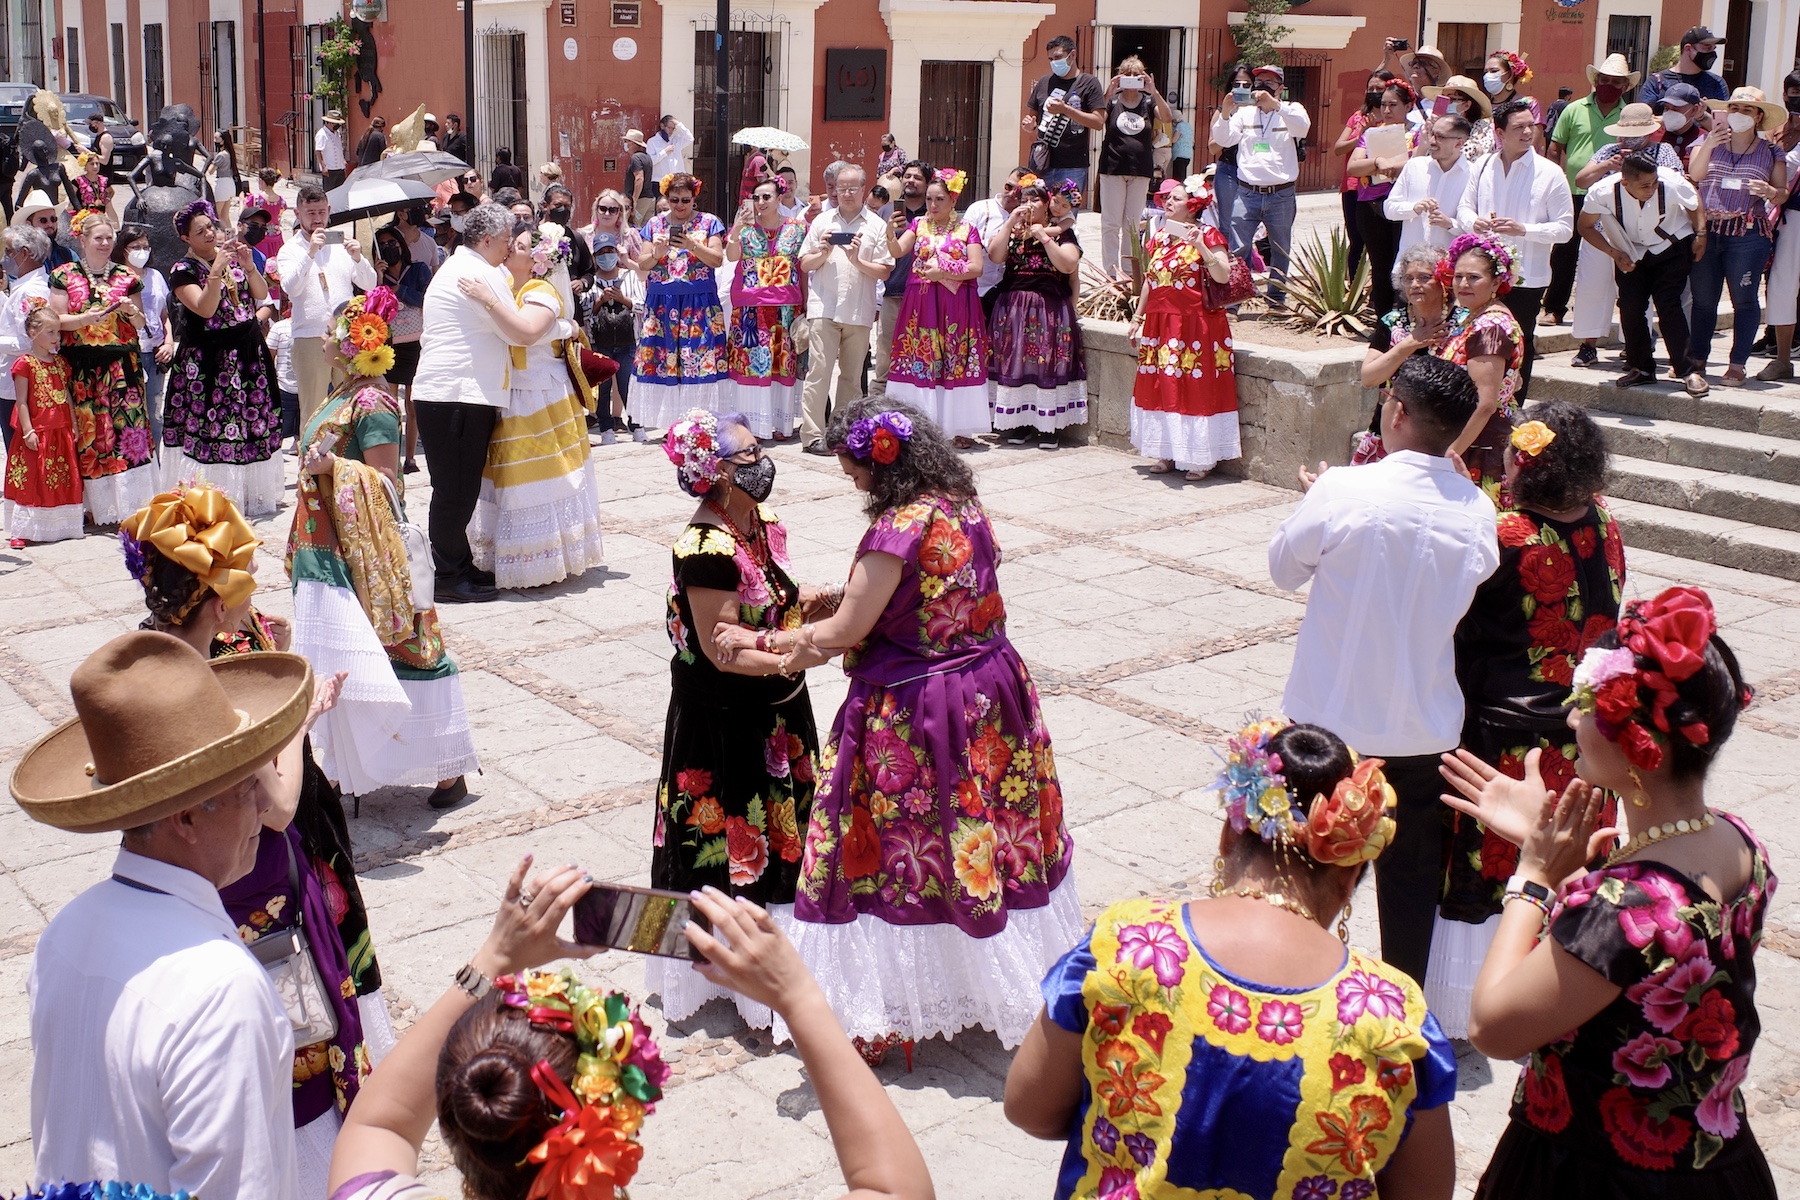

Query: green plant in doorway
[1647,44,1679,75]
[1228,0,1293,74]
[1283,227,1371,338]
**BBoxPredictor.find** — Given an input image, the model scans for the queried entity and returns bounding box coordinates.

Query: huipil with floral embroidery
[1435,305,1525,497]
[1041,897,1457,1199]
[1482,813,1778,1193]
[1131,224,1237,419]
[653,505,820,904]
[51,258,150,482]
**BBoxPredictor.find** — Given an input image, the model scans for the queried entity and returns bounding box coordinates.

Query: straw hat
[1402,45,1450,78]
[1424,76,1492,119]
[624,128,647,149]
[10,631,312,833]
[1604,103,1660,138]
[1586,53,1642,89]
[1707,86,1788,133]
[10,190,55,226]
[323,109,346,126]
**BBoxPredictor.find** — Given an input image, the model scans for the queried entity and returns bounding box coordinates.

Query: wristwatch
[453,962,493,1000]
[1502,873,1554,916]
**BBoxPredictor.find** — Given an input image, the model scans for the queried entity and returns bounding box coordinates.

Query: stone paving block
[1103,658,1284,729]
[11,844,117,917]
[1190,639,1298,689]
[1036,693,1158,754]
[359,855,500,943]
[1170,585,1306,634]
[1006,622,1168,676]
[517,638,670,693]
[1065,728,1218,799]
[1090,562,1229,605]
[1074,796,1219,881]
[491,733,660,802]
[626,1071,839,1199]
[909,1090,1064,1200]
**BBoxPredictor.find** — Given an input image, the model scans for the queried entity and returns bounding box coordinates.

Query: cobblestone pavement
[1,437,1798,1199]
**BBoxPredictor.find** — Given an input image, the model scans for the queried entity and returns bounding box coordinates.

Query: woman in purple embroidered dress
[714,397,1080,1064]
[161,198,282,516]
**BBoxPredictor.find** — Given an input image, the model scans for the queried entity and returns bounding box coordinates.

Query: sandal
[852,1033,915,1071]
[953,436,975,449]
[1184,469,1210,482]
[1147,460,1176,474]
[1720,366,1748,386]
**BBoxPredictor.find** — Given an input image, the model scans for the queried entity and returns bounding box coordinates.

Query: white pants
[1099,174,1151,276]
[1768,213,1800,326]
[1571,236,1623,340]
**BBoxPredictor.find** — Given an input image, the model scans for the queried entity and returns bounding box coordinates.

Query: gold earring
[1338,898,1352,944]
[1211,854,1226,897]
[1628,766,1649,808]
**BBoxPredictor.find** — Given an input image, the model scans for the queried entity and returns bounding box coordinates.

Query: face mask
[1364,90,1383,109]
[1049,58,1071,78]
[244,223,267,244]
[732,455,777,502]
[1693,50,1718,72]
[1728,112,1757,134]
[1663,110,1690,132]
[1787,97,1800,116]
[595,252,619,272]
[1594,84,1624,108]
[1620,136,1647,151]
[450,214,467,233]
[1482,71,1505,95]
[545,206,571,225]
[127,248,150,268]
[379,242,402,264]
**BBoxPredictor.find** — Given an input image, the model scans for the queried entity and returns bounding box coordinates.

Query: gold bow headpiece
[120,487,260,611]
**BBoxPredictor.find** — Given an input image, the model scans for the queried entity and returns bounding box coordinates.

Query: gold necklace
[1606,810,1715,867]
[1223,886,1318,924]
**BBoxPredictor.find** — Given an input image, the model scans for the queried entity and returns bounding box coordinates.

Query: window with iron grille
[475,27,528,182]
[20,0,43,87]
[110,24,126,108]
[691,14,788,204]
[1607,15,1652,80]
[65,26,78,92]
[144,24,165,117]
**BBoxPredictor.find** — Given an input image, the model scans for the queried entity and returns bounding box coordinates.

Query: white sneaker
[631,427,649,443]
[599,429,617,445]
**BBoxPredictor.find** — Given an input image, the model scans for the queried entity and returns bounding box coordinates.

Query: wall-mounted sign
[563,37,579,60]
[824,49,885,122]
[613,36,638,61]
[611,2,641,28]
[350,0,386,20]
[560,2,576,25]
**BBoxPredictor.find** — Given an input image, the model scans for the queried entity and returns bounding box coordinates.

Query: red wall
[808,0,886,195]
[545,0,666,212]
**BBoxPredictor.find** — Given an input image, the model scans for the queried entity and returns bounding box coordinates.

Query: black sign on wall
[825,49,886,121]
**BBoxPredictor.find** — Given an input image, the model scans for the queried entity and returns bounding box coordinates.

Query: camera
[1391,38,1411,51]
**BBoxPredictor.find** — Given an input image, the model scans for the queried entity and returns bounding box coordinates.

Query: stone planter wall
[1078,318,1376,492]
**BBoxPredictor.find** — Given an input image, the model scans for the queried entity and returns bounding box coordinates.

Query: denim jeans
[279,389,300,443]
[1227,182,1298,304]
[1043,166,1089,210]
[1688,228,1774,369]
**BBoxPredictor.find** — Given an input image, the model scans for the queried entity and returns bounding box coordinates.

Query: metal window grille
[476,26,527,182]
[691,12,789,203]
[0,1,13,89]
[1607,16,1652,80]
[110,23,125,107]
[144,24,165,117]
[20,0,42,88]
[65,26,78,92]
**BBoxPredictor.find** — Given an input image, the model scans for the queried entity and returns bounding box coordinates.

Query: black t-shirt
[1098,94,1156,177]
[1028,71,1106,169]
[625,151,652,200]
[489,162,524,193]
[356,129,387,167]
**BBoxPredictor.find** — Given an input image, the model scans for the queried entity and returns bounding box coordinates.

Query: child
[266,316,300,451]
[5,305,83,546]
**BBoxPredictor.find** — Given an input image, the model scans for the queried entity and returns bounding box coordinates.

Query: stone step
[1604,497,1800,581]
[1529,361,1800,440]
[1607,457,1800,534]
[1581,410,1800,486]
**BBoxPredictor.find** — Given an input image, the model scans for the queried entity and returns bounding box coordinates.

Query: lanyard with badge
[1252,110,1280,156]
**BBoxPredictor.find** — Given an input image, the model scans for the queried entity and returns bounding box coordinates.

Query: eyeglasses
[595,205,621,214]
[670,196,694,204]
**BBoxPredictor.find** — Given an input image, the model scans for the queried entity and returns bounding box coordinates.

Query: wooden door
[1722,0,1751,92]
[919,61,991,206]
[1436,23,1489,78]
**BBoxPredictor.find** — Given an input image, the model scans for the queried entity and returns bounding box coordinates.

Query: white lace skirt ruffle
[731,379,802,439]
[1423,912,1499,1040]
[631,378,725,431]
[884,380,993,439]
[3,500,84,543]
[82,462,156,525]
[293,580,479,793]
[992,380,1089,432]
[467,396,606,592]
[778,870,1084,1049]
[646,903,795,1030]
[156,448,286,517]
[294,1105,342,1200]
[1129,406,1241,473]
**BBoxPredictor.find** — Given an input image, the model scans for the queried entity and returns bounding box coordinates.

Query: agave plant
[1283,227,1371,338]
[1075,220,1153,321]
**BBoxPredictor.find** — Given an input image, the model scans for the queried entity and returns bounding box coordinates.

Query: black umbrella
[326,174,438,224]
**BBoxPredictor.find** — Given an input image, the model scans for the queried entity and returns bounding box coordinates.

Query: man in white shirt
[1209,64,1309,306]
[796,164,892,453]
[1578,153,1705,394]
[1268,354,1499,984]
[412,202,524,603]
[1455,98,1574,396]
[315,109,347,190]
[0,224,54,451]
[266,316,301,447]
[646,115,693,180]
[1384,114,1472,253]
[964,166,1026,308]
[20,631,312,1200]
[273,184,377,425]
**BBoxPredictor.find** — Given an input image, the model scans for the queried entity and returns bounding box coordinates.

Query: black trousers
[1500,285,1546,398]
[1543,192,1583,317]
[413,401,497,586]
[1356,199,1400,316]
[323,168,346,191]
[1371,752,1453,986]
[1343,189,1366,276]
[1618,236,1695,375]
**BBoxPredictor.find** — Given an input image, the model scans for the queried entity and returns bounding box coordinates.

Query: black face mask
[545,206,572,225]
[1787,97,1800,116]
[379,242,403,264]
[1692,49,1718,72]
[243,223,267,244]
[732,455,777,503]
[1365,90,1384,109]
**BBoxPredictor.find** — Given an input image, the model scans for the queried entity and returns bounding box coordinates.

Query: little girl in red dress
[5,305,83,546]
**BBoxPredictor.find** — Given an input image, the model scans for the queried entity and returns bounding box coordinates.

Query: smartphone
[572,882,710,961]
[827,230,856,245]
[322,229,345,245]
[1232,86,1252,105]
[1431,95,1453,118]
[1118,75,1145,90]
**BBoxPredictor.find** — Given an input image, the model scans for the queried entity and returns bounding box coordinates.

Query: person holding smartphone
[1097,57,1172,280]
[1023,35,1105,206]
[726,178,810,439]
[274,185,377,427]
[631,172,728,431]
[1209,63,1310,308]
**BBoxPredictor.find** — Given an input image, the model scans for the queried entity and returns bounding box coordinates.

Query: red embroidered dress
[1129,225,1240,473]
[3,354,83,543]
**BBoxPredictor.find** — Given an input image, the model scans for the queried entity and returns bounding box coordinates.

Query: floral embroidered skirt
[67,343,155,525]
[988,278,1088,432]
[4,414,83,543]
[1476,1116,1779,1200]
[886,278,991,438]
[1130,297,1241,472]
[727,302,805,439]
[788,642,1082,1047]
[468,378,605,589]
[633,280,727,430]
[159,322,283,515]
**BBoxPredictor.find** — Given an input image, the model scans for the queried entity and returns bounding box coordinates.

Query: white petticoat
[1423,912,1500,1040]
[731,379,802,439]
[293,579,479,794]
[631,378,725,432]
[466,384,605,590]
[778,870,1084,1049]
[157,447,286,517]
[1129,405,1241,473]
[992,380,1089,433]
[3,499,83,543]
[646,903,795,1029]
[82,461,157,525]
[292,991,398,1200]
[884,380,992,439]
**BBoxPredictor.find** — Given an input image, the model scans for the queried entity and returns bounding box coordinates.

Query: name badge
[1252,141,1272,154]
[1721,177,1744,191]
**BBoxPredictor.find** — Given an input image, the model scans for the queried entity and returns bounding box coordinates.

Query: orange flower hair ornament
[934,168,968,196]
[1510,420,1556,469]
[1215,718,1397,867]
[1494,50,1532,86]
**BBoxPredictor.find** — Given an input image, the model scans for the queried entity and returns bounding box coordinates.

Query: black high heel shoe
[427,777,469,810]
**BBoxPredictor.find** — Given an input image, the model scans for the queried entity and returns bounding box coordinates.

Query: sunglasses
[596,205,621,214]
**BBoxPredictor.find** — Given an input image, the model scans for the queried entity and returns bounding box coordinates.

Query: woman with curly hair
[883,170,989,446]
[651,408,821,1027]
[1006,719,1456,1198]
[1428,402,1624,1037]
[1435,233,1526,498]
[161,198,282,516]
[633,172,727,429]
[287,288,480,811]
[1443,586,1775,1198]
[455,221,604,589]
[118,483,393,1200]
[50,210,155,524]
[713,398,1080,1063]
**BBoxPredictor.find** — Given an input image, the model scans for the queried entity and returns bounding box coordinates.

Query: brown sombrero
[10,631,312,833]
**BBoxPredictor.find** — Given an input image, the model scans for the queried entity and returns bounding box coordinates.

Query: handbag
[1202,248,1256,309]
[378,472,436,613]
[246,838,340,1050]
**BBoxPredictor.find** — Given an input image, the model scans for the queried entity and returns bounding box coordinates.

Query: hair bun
[441,1046,545,1148]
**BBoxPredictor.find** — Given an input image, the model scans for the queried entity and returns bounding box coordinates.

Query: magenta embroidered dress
[884,219,991,438]
[787,493,1081,1048]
